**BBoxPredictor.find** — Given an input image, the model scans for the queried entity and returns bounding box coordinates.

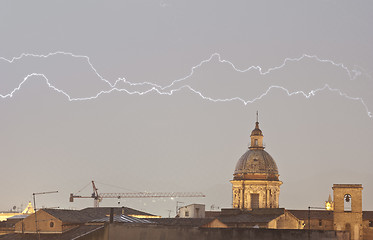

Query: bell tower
[332,184,363,240]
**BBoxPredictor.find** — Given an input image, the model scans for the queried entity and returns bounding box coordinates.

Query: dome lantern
[249,121,264,150]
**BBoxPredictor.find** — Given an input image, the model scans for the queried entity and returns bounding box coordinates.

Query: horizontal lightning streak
[0,52,371,118]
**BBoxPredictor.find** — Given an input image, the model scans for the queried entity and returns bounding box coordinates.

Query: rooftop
[0,225,104,240]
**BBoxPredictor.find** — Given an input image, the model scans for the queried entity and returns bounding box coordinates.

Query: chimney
[109,208,114,223]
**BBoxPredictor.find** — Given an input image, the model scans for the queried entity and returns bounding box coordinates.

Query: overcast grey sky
[0,0,372,216]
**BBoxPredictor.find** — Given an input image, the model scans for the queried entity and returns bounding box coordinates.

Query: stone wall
[362,222,373,240]
[76,226,107,240]
[106,224,349,240]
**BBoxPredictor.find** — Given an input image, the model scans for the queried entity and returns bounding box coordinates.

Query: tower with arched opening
[333,184,363,240]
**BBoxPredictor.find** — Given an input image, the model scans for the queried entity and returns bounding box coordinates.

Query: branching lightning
[0,52,371,118]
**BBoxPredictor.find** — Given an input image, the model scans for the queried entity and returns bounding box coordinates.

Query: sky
[0,0,372,217]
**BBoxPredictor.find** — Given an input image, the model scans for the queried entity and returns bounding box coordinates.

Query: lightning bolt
[0,52,371,118]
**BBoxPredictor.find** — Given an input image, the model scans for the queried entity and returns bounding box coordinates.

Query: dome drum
[233,173,279,181]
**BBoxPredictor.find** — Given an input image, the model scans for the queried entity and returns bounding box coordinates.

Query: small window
[251,194,259,209]
[50,221,54,228]
[254,139,258,146]
[185,211,189,217]
[369,221,373,227]
[319,220,322,226]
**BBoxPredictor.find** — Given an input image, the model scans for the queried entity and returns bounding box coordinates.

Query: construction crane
[69,181,205,207]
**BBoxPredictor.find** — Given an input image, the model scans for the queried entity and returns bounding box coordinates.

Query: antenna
[33,191,58,240]
[167,209,172,218]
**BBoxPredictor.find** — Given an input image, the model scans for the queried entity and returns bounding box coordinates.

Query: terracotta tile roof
[43,209,90,223]
[204,208,294,224]
[205,211,221,218]
[363,211,373,220]
[91,214,155,224]
[289,210,373,221]
[206,209,373,222]
[40,207,155,224]
[146,218,216,227]
[0,225,103,240]
[79,207,155,220]
[218,212,283,224]
[288,210,333,220]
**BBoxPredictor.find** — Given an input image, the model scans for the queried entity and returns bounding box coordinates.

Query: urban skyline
[0,0,372,217]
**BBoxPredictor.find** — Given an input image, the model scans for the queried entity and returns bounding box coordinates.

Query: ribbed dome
[234,149,279,181]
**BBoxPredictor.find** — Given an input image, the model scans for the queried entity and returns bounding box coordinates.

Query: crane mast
[70,181,205,207]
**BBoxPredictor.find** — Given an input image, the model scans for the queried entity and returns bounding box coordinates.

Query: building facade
[290,184,373,240]
[179,204,206,218]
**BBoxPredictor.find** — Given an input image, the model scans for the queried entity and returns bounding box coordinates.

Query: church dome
[233,120,279,181]
[234,149,279,181]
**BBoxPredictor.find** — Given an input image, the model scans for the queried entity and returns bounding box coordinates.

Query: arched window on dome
[254,139,258,146]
